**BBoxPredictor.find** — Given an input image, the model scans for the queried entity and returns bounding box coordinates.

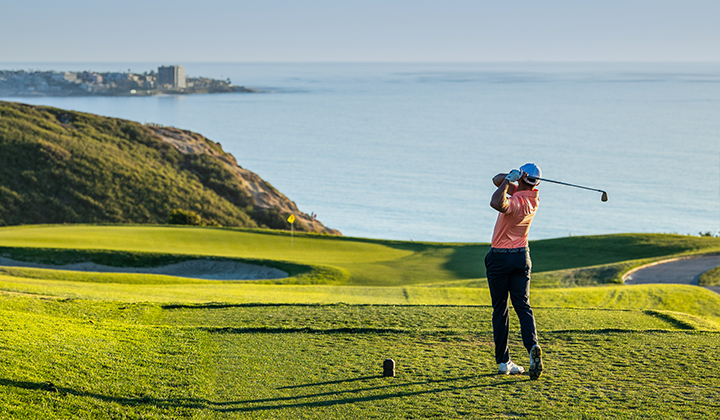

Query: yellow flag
[287,214,295,224]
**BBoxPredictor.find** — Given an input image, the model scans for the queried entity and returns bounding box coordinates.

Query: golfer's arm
[490,180,511,213]
[492,173,517,194]
[492,173,507,187]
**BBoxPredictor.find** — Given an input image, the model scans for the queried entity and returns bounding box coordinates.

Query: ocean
[2,62,719,242]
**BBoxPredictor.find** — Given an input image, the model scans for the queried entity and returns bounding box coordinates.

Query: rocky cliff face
[147,126,340,235]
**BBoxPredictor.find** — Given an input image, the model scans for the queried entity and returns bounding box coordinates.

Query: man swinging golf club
[486,163,543,380]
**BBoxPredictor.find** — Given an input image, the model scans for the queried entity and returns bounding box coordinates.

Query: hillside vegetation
[0,101,336,234]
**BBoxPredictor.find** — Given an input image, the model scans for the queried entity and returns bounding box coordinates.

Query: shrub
[252,207,291,230]
[699,266,720,286]
[168,209,202,226]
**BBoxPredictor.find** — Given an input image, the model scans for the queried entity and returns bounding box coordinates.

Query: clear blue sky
[2,0,718,62]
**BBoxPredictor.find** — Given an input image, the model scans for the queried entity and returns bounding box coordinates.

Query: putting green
[0,225,411,264]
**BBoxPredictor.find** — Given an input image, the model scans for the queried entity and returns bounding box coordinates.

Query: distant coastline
[0,65,258,97]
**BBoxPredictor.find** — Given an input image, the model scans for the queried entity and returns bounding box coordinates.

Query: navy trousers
[485,248,538,364]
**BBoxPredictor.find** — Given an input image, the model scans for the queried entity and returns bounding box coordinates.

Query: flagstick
[287,214,296,248]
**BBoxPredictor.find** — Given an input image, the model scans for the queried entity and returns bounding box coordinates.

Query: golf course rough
[0,225,719,418]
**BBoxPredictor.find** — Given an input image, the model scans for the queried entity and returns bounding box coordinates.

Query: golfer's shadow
[0,378,206,409]
[0,373,517,413]
[226,373,516,413]
[276,375,379,389]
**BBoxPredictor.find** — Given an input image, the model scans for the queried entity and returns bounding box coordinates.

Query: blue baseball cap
[520,163,541,185]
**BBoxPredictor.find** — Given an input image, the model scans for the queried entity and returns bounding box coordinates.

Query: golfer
[486,163,543,380]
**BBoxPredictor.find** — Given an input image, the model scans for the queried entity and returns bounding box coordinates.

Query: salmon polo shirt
[491,189,539,249]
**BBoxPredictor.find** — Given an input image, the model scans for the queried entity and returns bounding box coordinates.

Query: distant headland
[0,65,258,97]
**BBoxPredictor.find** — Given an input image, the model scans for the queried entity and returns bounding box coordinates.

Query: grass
[0,246,336,285]
[0,295,718,419]
[2,270,720,323]
[0,225,719,286]
[0,225,719,418]
[699,266,720,286]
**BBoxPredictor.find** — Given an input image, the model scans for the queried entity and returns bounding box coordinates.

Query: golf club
[535,177,608,202]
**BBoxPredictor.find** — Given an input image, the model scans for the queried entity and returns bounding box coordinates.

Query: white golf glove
[505,169,522,182]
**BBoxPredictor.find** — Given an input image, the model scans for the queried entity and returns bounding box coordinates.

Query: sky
[1,0,719,62]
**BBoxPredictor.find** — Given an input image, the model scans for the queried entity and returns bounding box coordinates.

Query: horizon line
[1,60,719,65]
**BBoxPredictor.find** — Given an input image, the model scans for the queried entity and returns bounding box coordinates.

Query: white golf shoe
[498,360,524,375]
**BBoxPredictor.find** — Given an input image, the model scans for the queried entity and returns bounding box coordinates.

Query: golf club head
[601,191,608,202]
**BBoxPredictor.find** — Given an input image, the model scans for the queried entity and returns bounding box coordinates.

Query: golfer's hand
[505,169,522,183]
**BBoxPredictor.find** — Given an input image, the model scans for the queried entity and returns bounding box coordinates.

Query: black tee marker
[383,359,395,377]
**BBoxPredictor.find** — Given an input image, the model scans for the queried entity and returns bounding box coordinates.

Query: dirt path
[622,254,720,294]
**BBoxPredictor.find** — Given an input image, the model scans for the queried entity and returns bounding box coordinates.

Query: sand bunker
[0,257,288,281]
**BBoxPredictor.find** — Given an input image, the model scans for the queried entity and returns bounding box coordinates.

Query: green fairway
[1,225,719,287]
[1,225,719,418]
[0,225,411,264]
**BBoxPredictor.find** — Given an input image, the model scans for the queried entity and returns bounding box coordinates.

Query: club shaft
[536,177,606,194]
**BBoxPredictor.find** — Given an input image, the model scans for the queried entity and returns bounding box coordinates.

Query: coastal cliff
[0,101,339,235]
[147,125,338,234]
